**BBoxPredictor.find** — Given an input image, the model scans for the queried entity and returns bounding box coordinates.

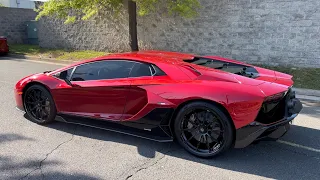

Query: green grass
[256,65,320,90]
[56,50,106,60]
[9,44,107,61]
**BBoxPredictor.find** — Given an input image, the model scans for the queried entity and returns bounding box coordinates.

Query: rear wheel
[173,102,234,158]
[24,85,56,124]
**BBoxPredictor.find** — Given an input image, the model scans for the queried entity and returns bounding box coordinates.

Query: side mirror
[57,71,74,86]
[64,78,73,86]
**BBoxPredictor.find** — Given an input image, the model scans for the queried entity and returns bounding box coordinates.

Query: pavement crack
[125,154,165,180]
[19,168,39,180]
[120,147,178,180]
[19,133,75,180]
[39,134,75,179]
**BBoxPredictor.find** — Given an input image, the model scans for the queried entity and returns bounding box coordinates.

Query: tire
[173,102,234,158]
[23,84,57,124]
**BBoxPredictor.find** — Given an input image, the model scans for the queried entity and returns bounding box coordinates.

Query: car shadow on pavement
[0,133,102,180]
[41,118,320,180]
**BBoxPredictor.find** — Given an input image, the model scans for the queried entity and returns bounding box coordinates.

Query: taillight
[264,92,286,102]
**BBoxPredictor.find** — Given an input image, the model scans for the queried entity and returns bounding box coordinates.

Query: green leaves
[167,0,201,18]
[0,3,5,7]
[136,0,200,18]
[36,0,201,23]
[65,16,76,24]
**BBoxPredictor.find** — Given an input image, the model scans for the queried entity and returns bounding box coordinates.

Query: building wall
[0,0,35,9]
[0,7,37,43]
[37,0,320,67]
[0,0,10,7]
[38,13,132,52]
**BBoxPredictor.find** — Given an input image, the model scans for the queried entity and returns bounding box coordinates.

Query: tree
[36,0,200,51]
[0,3,5,7]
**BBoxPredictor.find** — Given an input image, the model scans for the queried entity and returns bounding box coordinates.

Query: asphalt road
[0,57,319,180]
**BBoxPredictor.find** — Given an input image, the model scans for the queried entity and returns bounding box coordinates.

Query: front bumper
[14,89,24,111]
[234,89,303,148]
[16,106,25,112]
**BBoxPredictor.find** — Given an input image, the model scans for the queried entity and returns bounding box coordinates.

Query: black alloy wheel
[174,102,234,158]
[24,85,56,124]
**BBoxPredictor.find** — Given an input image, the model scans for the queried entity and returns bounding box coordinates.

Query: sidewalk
[294,88,320,101]
[294,88,320,97]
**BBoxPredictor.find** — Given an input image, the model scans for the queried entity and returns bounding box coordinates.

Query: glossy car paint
[15,51,295,132]
[0,37,9,53]
[54,78,132,120]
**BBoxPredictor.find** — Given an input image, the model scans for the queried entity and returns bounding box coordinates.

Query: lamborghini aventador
[15,51,302,158]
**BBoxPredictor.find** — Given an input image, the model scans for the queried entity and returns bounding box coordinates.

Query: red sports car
[15,51,302,158]
[0,36,9,54]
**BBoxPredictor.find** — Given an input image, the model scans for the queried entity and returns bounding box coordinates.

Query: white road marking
[277,140,320,153]
[296,95,320,102]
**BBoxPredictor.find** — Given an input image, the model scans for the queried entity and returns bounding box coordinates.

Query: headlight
[264,92,286,103]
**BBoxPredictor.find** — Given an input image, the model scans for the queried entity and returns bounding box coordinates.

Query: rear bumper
[235,114,297,148]
[0,48,9,53]
[234,96,302,148]
[0,40,9,53]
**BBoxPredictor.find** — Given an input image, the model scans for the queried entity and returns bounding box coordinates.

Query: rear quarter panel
[142,81,265,129]
[254,66,293,87]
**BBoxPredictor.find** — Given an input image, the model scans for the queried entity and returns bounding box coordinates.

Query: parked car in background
[14,51,303,158]
[0,36,9,55]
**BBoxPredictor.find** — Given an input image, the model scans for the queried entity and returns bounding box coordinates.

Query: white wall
[0,0,35,9]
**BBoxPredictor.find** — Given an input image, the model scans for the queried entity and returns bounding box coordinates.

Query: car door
[53,60,135,121]
[122,62,171,120]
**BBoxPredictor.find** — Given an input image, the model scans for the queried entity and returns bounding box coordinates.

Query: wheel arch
[22,81,54,108]
[169,99,236,143]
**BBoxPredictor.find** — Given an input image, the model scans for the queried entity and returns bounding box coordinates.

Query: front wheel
[173,102,234,158]
[24,85,56,124]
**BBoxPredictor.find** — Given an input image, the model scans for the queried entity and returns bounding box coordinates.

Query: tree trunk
[128,0,139,51]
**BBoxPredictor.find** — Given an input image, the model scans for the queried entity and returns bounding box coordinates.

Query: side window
[71,61,135,81]
[129,63,167,78]
[151,64,166,76]
[129,63,152,77]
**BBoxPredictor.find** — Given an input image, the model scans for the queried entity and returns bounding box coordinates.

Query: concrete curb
[293,88,320,97]
[7,53,77,64]
[296,95,320,102]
